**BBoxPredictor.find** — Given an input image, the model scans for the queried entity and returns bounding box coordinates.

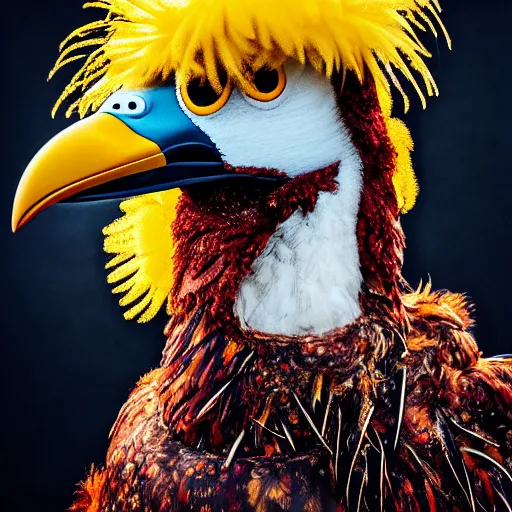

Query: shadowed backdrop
[2,1,511,510]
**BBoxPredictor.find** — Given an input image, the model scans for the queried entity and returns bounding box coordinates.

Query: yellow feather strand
[53,38,107,70]
[397,15,427,49]
[112,274,138,294]
[425,2,452,49]
[118,278,150,306]
[386,117,418,213]
[105,252,133,269]
[106,257,140,282]
[404,10,428,34]
[58,20,110,52]
[383,61,411,114]
[374,78,418,213]
[102,188,181,323]
[122,290,153,320]
[47,54,87,78]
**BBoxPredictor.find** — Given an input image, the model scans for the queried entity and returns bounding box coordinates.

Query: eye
[180,73,232,116]
[245,66,287,102]
[100,93,147,116]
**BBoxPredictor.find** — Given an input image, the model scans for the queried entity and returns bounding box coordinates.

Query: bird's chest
[101,367,340,511]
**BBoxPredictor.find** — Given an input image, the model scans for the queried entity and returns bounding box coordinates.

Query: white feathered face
[177,61,364,336]
[177,61,360,177]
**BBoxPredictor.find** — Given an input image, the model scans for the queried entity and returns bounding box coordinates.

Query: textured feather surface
[71,285,512,512]
[103,189,181,322]
[385,117,417,212]
[69,74,511,512]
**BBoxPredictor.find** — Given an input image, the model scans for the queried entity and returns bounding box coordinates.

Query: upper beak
[12,84,227,232]
[12,113,167,231]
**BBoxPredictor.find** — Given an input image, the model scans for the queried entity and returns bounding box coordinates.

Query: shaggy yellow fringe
[51,0,450,118]
[103,189,181,322]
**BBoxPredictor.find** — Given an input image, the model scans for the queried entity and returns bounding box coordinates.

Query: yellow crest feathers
[51,0,450,118]
[103,189,181,322]
[51,0,449,213]
[376,73,419,213]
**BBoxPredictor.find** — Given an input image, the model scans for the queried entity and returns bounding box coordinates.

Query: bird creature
[11,0,512,511]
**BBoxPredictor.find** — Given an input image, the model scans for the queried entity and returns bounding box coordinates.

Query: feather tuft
[102,188,181,322]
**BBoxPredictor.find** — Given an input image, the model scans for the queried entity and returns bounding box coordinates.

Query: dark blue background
[2,2,511,510]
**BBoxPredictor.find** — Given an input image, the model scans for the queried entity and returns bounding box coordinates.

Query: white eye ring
[99,92,148,117]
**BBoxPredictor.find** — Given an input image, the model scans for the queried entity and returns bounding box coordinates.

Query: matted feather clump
[52,0,450,118]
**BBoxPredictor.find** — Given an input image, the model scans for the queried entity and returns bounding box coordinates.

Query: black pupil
[128,101,137,110]
[187,71,228,107]
[253,68,279,94]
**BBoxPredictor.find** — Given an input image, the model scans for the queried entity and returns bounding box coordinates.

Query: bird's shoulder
[400,284,512,496]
